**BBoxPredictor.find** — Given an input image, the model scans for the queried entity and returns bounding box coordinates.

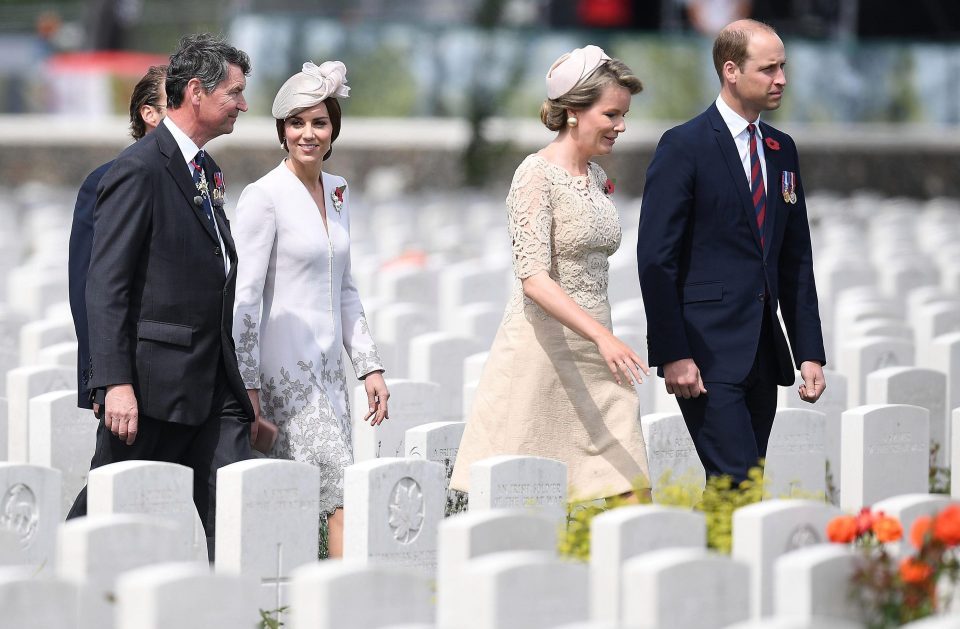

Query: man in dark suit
[67,34,255,557]
[68,64,166,410]
[636,20,826,482]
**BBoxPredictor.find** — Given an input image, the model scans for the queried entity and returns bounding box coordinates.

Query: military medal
[781,171,797,204]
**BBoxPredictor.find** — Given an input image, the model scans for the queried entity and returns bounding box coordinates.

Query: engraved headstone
[353,379,441,462]
[590,505,706,624]
[837,337,914,408]
[641,412,706,494]
[0,462,60,574]
[289,562,433,629]
[28,391,96,516]
[621,548,750,629]
[867,367,948,469]
[6,365,74,462]
[840,404,929,511]
[764,409,826,498]
[405,421,465,487]
[215,459,320,619]
[468,455,567,529]
[116,562,258,629]
[343,458,446,575]
[731,499,841,618]
[408,333,482,421]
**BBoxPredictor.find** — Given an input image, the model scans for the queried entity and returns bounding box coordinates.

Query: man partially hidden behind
[637,20,826,483]
[67,34,255,560]
[69,64,167,411]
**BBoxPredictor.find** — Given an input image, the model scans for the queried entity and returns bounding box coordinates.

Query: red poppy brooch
[604,178,615,196]
[765,137,780,151]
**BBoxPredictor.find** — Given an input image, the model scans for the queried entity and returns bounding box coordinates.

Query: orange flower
[827,515,859,543]
[933,504,960,547]
[911,515,933,550]
[899,557,934,584]
[855,507,875,536]
[872,513,903,543]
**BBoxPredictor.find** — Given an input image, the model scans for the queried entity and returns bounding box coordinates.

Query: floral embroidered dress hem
[233,161,383,516]
[449,154,649,502]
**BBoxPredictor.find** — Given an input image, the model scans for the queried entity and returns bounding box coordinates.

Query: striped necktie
[747,123,766,249]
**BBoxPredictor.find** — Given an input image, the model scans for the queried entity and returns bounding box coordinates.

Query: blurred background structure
[1,0,960,196]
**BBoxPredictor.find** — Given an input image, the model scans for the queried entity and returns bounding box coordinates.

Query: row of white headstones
[0,190,959,627]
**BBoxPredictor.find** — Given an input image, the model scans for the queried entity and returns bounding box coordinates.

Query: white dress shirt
[715,95,768,191]
[162,117,230,275]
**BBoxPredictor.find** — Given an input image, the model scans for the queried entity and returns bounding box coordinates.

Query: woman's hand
[596,332,650,386]
[363,372,389,426]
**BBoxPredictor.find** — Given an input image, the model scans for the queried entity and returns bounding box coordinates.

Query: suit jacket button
[214,246,221,256]
[758,292,766,302]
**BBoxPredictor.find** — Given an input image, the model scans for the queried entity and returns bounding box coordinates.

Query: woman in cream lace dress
[450,46,650,502]
[232,62,388,557]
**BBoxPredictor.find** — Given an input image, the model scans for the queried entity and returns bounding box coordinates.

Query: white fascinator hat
[545,45,611,100]
[272,61,350,120]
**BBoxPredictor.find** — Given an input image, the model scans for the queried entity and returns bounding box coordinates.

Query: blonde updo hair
[539,59,642,131]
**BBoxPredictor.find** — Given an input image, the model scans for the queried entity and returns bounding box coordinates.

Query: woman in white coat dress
[232,61,389,558]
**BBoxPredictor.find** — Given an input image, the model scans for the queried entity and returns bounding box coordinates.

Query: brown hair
[275,97,342,161]
[129,65,166,140]
[712,20,778,83]
[539,59,642,132]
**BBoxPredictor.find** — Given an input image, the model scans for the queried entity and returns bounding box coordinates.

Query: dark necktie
[190,150,215,228]
[747,123,766,249]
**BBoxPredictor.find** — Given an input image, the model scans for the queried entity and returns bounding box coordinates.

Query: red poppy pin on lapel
[765,137,780,151]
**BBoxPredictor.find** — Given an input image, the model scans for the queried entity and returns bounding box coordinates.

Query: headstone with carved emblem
[352,380,441,462]
[0,462,60,574]
[640,412,706,495]
[289,562,433,629]
[621,548,750,628]
[6,365,74,462]
[215,459,320,621]
[764,409,826,499]
[28,390,96,516]
[866,367,948,470]
[343,458,445,575]
[468,455,568,530]
[732,499,842,618]
[404,421,465,489]
[840,404,929,511]
[837,337,914,409]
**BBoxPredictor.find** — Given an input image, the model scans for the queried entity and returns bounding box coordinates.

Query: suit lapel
[156,125,219,244]
[708,104,763,252]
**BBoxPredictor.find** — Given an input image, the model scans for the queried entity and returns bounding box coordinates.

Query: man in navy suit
[67,35,254,558]
[68,64,166,410]
[637,20,826,482]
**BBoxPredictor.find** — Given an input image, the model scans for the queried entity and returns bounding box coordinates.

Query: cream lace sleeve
[506,157,553,279]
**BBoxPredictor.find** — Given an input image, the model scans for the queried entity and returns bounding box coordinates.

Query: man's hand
[105,384,139,445]
[799,360,826,403]
[247,389,262,445]
[663,358,707,399]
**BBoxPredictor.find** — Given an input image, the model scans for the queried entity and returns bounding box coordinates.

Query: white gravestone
[88,461,204,561]
[0,396,8,464]
[725,617,864,628]
[28,391,96,515]
[116,562,258,629]
[376,302,439,379]
[469,455,568,530]
[641,412,706,494]
[438,263,509,331]
[19,318,76,367]
[621,548,750,629]
[590,504,706,624]
[928,332,960,425]
[6,365,74,462]
[866,367,948,470]
[774,544,862,622]
[0,566,78,629]
[914,301,960,360]
[453,302,501,347]
[462,351,489,418]
[215,459,320,619]
[872,494,956,558]
[953,408,960,501]
[353,379,441,462]
[0,462,60,574]
[764,409,826,498]
[376,266,440,309]
[289,562,433,629]
[442,551,588,629]
[37,341,78,368]
[731,499,841,618]
[344,458,446,575]
[405,421,465,486]
[778,369,847,505]
[838,337,914,409]
[437,510,556,628]
[57,514,189,629]
[408,333,482,421]
[840,404,930,511]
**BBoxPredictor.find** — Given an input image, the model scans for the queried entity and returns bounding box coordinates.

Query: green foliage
[318,514,328,560]
[258,606,288,629]
[929,442,950,495]
[559,494,636,562]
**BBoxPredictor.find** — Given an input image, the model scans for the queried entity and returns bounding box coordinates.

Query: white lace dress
[232,161,383,515]
[449,154,649,501]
